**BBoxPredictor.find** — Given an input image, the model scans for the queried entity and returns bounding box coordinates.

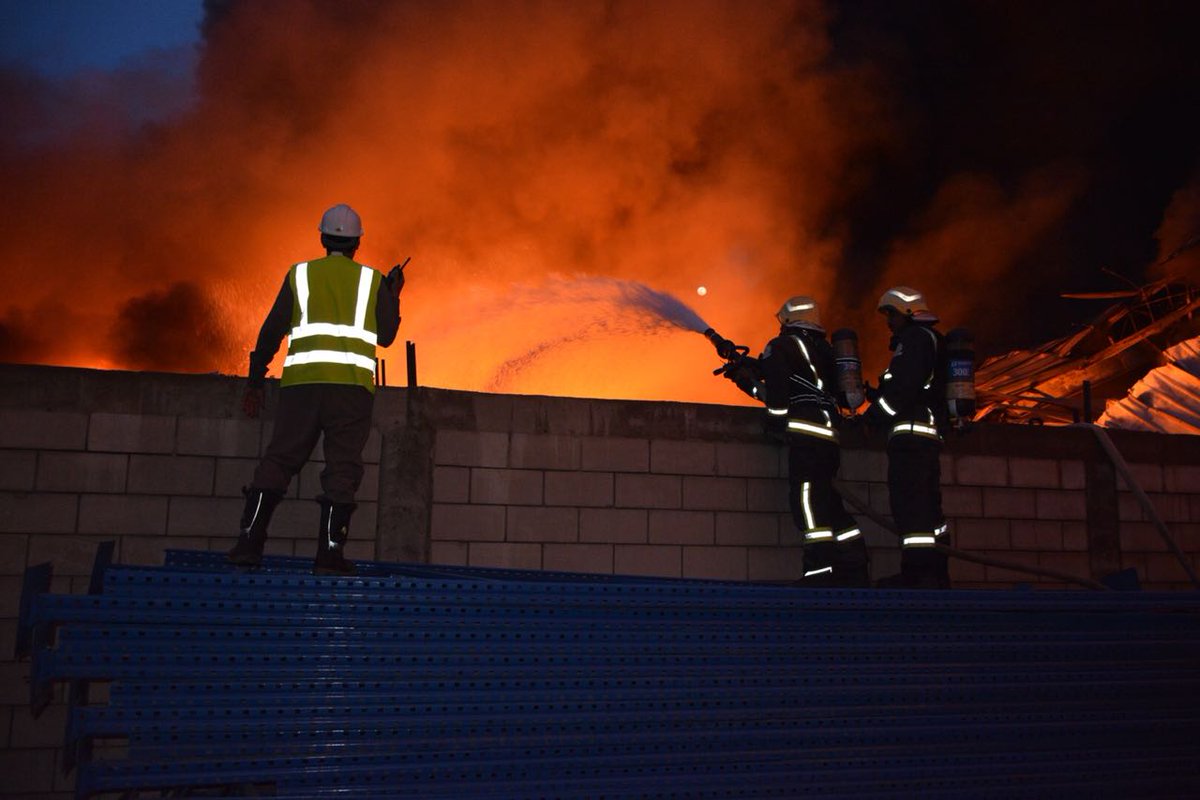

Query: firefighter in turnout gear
[865,286,950,589]
[228,203,404,576]
[726,297,870,587]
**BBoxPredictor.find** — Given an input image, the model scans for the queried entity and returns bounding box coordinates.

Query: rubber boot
[793,542,838,587]
[832,536,871,588]
[876,548,945,589]
[226,487,283,566]
[314,499,357,577]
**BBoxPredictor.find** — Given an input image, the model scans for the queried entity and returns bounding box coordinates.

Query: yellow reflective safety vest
[280,255,382,393]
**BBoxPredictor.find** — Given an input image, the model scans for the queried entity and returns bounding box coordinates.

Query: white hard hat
[319,204,363,237]
[878,286,937,321]
[776,295,823,331]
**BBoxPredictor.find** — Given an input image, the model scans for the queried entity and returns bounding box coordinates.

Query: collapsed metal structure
[975,280,1200,426]
[18,546,1200,798]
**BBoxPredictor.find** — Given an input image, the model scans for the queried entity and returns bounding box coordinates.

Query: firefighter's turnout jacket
[871,321,945,443]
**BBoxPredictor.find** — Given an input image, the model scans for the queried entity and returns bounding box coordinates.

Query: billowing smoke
[1152,176,1200,282]
[1,0,1195,402]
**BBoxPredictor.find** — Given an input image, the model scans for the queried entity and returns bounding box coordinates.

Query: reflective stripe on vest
[282,259,380,391]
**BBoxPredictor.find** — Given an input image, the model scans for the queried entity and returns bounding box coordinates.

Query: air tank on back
[945,328,976,425]
[831,328,865,411]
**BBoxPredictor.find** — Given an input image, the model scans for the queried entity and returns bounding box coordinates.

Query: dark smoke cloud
[0,0,1197,402]
[111,282,238,372]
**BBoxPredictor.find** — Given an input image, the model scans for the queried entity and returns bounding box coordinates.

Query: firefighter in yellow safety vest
[228,204,404,576]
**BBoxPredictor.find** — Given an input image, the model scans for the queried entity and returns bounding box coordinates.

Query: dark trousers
[252,384,373,505]
[788,439,861,572]
[887,436,945,544]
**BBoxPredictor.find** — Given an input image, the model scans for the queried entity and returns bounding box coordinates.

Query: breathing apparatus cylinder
[945,328,976,424]
[831,328,865,411]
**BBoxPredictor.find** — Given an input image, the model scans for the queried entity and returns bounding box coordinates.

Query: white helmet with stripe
[878,286,938,322]
[776,295,823,331]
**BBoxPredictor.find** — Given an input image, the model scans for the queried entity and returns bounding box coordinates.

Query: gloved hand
[863,381,879,402]
[242,385,265,419]
[385,263,406,296]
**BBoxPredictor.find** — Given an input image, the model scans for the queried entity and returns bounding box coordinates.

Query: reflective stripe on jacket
[281,255,382,392]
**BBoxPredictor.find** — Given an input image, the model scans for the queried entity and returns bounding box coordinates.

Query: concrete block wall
[2,364,1199,797]
[428,430,805,581]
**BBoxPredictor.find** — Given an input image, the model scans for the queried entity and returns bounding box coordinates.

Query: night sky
[1,0,1196,395]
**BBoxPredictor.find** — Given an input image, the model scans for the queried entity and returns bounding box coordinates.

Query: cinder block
[0,536,28,576]
[579,508,647,543]
[1118,522,1165,553]
[941,485,982,517]
[681,476,745,511]
[1061,459,1086,490]
[1122,462,1163,493]
[1037,551,1092,582]
[1010,520,1063,551]
[954,455,1009,486]
[79,494,168,536]
[1143,552,1193,584]
[544,471,613,507]
[506,506,578,542]
[0,493,78,534]
[0,575,22,616]
[120,536,207,567]
[1144,493,1190,523]
[982,487,1037,519]
[168,496,244,537]
[747,545,804,582]
[432,466,470,503]
[746,478,788,513]
[715,442,780,478]
[430,541,468,566]
[0,746,56,794]
[1062,522,1088,551]
[0,450,36,491]
[26,535,113,576]
[1009,457,1060,488]
[650,440,715,475]
[581,437,648,473]
[648,510,714,545]
[543,543,613,574]
[1033,489,1086,521]
[954,518,1011,551]
[470,468,543,505]
[614,544,680,578]
[511,396,590,435]
[128,455,215,496]
[177,417,261,457]
[435,430,508,468]
[88,412,176,454]
[214,458,258,498]
[948,557,987,585]
[9,704,68,749]
[431,503,506,541]
[1164,464,1200,494]
[683,546,747,581]
[0,409,87,450]
[839,449,887,482]
[714,512,779,546]
[615,474,681,509]
[1117,493,1144,523]
[36,452,127,493]
[509,433,581,470]
[469,542,541,570]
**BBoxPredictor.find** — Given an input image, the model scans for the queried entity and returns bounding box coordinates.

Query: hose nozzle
[704,328,739,361]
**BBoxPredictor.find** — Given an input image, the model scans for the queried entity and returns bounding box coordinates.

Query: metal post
[406,341,418,388]
[1081,380,1092,423]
